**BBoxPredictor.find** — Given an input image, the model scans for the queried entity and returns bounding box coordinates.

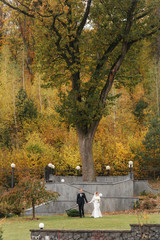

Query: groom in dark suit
[76,189,88,218]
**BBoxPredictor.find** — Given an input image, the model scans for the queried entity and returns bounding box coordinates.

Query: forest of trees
[0,0,160,184]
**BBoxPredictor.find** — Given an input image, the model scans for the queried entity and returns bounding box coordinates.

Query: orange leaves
[0,176,58,218]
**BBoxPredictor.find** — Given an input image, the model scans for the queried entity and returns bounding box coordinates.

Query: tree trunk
[22,47,25,90]
[0,7,3,46]
[32,200,35,219]
[155,62,160,117]
[112,86,116,134]
[38,76,42,114]
[12,77,19,148]
[77,122,99,182]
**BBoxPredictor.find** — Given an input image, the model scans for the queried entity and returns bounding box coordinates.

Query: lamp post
[48,163,55,174]
[128,161,133,180]
[48,163,55,182]
[39,223,44,229]
[106,165,110,176]
[51,164,55,172]
[11,163,15,188]
[48,163,52,168]
[76,165,80,176]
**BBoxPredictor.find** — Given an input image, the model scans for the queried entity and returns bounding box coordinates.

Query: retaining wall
[46,180,134,198]
[133,180,158,195]
[30,224,160,240]
[25,196,138,215]
[25,181,138,215]
[25,176,158,216]
[49,175,158,195]
[49,175,130,183]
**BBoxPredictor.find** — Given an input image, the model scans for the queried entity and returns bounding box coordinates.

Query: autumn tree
[1,0,159,181]
[1,176,58,219]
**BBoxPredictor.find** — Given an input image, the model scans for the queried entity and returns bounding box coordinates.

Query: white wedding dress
[89,194,102,218]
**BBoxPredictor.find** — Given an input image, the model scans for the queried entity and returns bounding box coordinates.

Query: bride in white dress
[89,192,102,218]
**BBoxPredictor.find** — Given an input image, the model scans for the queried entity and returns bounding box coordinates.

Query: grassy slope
[2,214,160,240]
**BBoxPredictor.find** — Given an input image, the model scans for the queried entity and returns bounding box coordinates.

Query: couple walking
[76,189,102,218]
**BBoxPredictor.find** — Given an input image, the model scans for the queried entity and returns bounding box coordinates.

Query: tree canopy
[0,0,160,181]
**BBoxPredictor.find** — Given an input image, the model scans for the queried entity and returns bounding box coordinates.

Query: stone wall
[49,175,130,183]
[24,176,158,216]
[46,180,134,198]
[25,196,138,216]
[48,175,158,195]
[30,224,160,240]
[133,180,158,195]
[25,180,139,215]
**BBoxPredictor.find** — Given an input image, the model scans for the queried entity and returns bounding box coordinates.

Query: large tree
[1,0,159,181]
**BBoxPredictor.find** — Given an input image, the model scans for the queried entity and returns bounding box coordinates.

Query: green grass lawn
[1,214,160,240]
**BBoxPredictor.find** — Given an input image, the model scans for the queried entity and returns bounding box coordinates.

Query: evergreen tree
[140,117,160,178]
[132,98,148,125]
[16,88,37,123]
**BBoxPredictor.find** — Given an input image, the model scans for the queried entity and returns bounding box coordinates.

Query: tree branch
[124,0,138,36]
[16,0,30,11]
[99,25,159,108]
[99,1,139,106]
[57,17,67,28]
[130,28,159,44]
[87,35,122,97]
[0,0,35,18]
[77,0,92,36]
[135,9,153,20]
[100,42,132,107]
[51,15,70,66]
[0,0,56,19]
[89,0,138,93]
[94,35,122,75]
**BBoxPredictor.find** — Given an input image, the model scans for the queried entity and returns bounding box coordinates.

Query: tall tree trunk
[32,200,35,219]
[77,131,96,181]
[155,62,160,117]
[0,7,3,47]
[38,76,42,114]
[112,86,116,134]
[22,47,25,90]
[77,122,99,182]
[154,8,160,117]
[12,77,19,148]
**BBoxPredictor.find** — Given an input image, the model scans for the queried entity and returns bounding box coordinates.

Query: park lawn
[2,214,160,240]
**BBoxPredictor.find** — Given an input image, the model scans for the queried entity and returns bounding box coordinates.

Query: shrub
[0,202,16,218]
[152,195,157,199]
[66,209,79,217]
[140,190,147,196]
[133,200,140,209]
[147,193,157,199]
[141,198,157,210]
[0,202,23,218]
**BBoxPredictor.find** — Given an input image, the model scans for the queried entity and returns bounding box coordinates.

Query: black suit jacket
[77,192,88,205]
